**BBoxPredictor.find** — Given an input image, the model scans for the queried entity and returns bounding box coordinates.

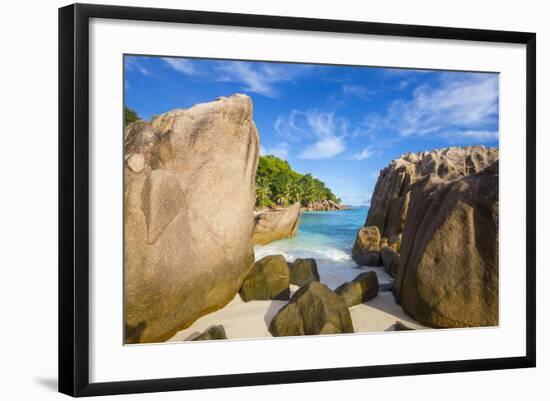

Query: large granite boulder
[269,282,354,336]
[302,199,350,211]
[239,255,290,301]
[381,246,400,277]
[192,325,228,341]
[335,271,379,307]
[351,226,382,266]
[124,94,259,343]
[361,146,499,328]
[395,160,499,328]
[366,146,499,239]
[252,203,301,245]
[288,258,320,286]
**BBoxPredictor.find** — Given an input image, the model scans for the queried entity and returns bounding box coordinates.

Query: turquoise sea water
[254,207,391,289]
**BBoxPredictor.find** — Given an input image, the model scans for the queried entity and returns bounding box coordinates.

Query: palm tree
[275,192,289,207]
[288,180,303,205]
[255,177,272,206]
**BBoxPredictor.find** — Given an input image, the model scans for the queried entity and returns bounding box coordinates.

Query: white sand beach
[168,266,425,342]
[167,207,429,343]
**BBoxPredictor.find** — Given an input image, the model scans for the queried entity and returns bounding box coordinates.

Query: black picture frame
[59,3,536,397]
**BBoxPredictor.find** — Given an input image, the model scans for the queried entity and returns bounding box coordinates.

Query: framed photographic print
[58,3,536,397]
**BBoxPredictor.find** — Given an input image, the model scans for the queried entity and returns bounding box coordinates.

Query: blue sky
[125,55,499,206]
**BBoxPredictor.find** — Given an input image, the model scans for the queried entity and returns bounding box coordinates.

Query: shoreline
[254,204,355,214]
[170,207,426,342]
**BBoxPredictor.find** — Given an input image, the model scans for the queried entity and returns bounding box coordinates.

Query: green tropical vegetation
[124,106,140,127]
[256,155,341,207]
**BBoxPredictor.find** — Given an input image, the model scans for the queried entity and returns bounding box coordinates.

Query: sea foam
[252,208,386,289]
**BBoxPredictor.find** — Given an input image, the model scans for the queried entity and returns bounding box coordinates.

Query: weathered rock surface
[351,226,382,266]
[302,199,351,211]
[335,271,379,307]
[361,146,499,328]
[124,94,259,343]
[395,159,499,328]
[192,325,228,341]
[239,255,290,301]
[269,282,354,336]
[381,246,400,277]
[252,203,301,245]
[366,146,498,239]
[288,258,320,286]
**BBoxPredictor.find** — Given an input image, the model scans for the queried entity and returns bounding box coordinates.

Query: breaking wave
[253,207,391,289]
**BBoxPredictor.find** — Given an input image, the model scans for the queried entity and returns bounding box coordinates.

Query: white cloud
[274,109,348,159]
[274,111,309,141]
[125,57,152,76]
[299,136,346,159]
[162,58,197,75]
[216,62,278,97]
[397,80,411,90]
[350,146,375,160]
[384,68,433,76]
[215,62,311,98]
[342,84,373,100]
[365,73,499,142]
[276,110,347,141]
[156,58,314,98]
[444,130,499,142]
[260,142,289,159]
